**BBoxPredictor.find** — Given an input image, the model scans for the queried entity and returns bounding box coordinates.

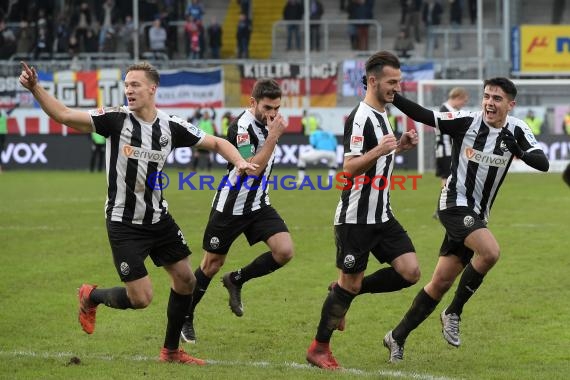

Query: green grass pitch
[0,168,568,379]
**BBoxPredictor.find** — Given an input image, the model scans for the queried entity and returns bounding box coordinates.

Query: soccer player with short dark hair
[383,77,549,362]
[305,51,420,370]
[180,78,294,344]
[18,61,256,365]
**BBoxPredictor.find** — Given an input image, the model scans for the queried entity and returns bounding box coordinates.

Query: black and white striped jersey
[434,102,454,158]
[211,110,274,215]
[434,110,541,220]
[334,102,396,225]
[89,106,205,224]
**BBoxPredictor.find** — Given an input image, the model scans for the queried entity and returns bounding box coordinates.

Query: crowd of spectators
[0,0,226,60]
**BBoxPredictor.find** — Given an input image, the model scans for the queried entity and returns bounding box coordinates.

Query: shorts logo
[210,236,220,249]
[463,215,475,228]
[120,262,130,276]
[159,135,169,147]
[343,254,355,269]
[350,135,363,151]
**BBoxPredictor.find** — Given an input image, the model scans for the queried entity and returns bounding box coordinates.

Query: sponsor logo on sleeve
[350,135,364,151]
[237,133,251,147]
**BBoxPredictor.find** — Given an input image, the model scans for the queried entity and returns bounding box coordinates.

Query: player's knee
[273,247,294,265]
[402,266,421,285]
[129,293,153,309]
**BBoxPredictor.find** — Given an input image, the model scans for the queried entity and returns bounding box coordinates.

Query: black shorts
[202,206,289,254]
[334,219,415,274]
[438,206,487,265]
[106,215,191,282]
[435,156,452,178]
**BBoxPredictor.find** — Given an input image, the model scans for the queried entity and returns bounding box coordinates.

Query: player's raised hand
[398,129,419,151]
[19,61,39,90]
[266,113,288,139]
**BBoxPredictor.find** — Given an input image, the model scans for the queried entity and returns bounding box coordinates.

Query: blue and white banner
[156,68,224,108]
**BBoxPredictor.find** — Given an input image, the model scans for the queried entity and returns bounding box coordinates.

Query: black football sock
[359,267,414,294]
[445,263,485,316]
[392,288,439,345]
[91,287,133,309]
[230,251,282,286]
[164,289,192,350]
[315,285,355,343]
[189,267,212,312]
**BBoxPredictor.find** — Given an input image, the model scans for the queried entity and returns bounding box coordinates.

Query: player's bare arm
[343,134,397,176]
[199,134,258,175]
[19,61,93,133]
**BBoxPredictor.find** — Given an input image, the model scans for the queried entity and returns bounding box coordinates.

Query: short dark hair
[362,51,401,89]
[251,78,282,101]
[125,62,160,85]
[483,77,517,100]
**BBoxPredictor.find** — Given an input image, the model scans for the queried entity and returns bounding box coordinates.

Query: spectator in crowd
[407,0,423,43]
[207,16,223,59]
[400,0,409,24]
[84,28,99,53]
[523,109,543,136]
[236,12,251,58]
[422,0,443,57]
[117,14,135,57]
[0,18,17,59]
[449,0,463,49]
[71,2,93,52]
[90,131,105,173]
[393,27,415,59]
[54,16,70,54]
[283,0,303,51]
[468,0,476,24]
[563,109,570,135]
[348,0,374,51]
[309,0,324,51]
[238,0,251,19]
[302,109,319,136]
[221,111,233,136]
[33,19,52,58]
[0,104,18,174]
[192,108,216,171]
[184,15,199,58]
[98,0,116,51]
[148,18,167,58]
[186,0,204,22]
[16,20,34,56]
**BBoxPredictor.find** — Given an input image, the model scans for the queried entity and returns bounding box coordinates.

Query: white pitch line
[0,350,460,380]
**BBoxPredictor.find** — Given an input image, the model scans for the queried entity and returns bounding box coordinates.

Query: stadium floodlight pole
[303,0,311,111]
[503,0,510,62]
[477,0,483,80]
[133,0,139,61]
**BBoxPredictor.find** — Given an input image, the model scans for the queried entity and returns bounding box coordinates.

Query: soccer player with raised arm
[19,61,256,365]
[383,77,549,362]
